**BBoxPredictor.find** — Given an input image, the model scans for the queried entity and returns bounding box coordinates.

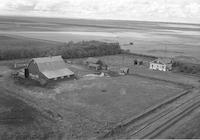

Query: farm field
[13,76,184,139]
[0,62,185,139]
[166,111,200,139]
[0,16,200,59]
[0,86,63,139]
[0,34,61,50]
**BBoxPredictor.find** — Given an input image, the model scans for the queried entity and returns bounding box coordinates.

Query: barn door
[25,68,29,78]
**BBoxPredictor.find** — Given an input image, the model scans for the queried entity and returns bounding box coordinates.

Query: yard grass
[0,87,64,140]
[18,74,183,138]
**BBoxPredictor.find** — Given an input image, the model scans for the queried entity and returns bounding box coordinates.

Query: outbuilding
[85,57,102,65]
[85,57,107,70]
[88,63,101,70]
[119,67,130,75]
[149,58,173,71]
[27,55,75,84]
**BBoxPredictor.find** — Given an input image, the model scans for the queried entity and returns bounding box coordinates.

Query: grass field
[0,16,200,59]
[7,64,183,139]
[0,34,61,50]
[0,87,64,140]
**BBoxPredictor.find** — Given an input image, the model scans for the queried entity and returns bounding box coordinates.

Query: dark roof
[86,57,101,64]
[31,56,74,79]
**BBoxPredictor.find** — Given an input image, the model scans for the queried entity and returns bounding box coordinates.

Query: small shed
[119,67,130,75]
[27,56,75,84]
[85,57,102,65]
[88,63,101,70]
[85,57,108,70]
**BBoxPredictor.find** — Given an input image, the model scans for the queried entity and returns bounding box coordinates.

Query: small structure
[85,57,107,70]
[14,63,27,69]
[119,67,130,75]
[88,63,101,70]
[27,56,75,84]
[85,57,102,65]
[134,59,138,65]
[130,42,134,45]
[149,58,173,71]
[134,59,143,66]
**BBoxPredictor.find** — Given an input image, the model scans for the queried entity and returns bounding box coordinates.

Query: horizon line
[0,14,200,25]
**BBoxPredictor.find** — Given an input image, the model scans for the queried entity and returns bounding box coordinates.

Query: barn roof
[31,56,74,79]
[86,57,101,64]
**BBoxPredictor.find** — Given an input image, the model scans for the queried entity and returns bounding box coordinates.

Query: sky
[0,0,200,23]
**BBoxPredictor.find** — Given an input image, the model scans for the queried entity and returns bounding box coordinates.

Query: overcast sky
[0,0,200,23]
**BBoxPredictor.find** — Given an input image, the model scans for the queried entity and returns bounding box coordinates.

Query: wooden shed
[85,57,102,65]
[85,57,108,70]
[119,67,130,75]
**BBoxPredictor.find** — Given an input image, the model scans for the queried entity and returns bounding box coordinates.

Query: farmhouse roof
[86,57,101,64]
[31,56,74,79]
[151,58,172,65]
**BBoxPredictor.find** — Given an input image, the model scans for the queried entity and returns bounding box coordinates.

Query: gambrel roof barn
[27,56,74,82]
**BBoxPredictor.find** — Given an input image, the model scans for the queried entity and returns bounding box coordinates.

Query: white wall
[150,63,166,71]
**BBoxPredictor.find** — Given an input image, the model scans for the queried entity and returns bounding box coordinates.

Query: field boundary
[101,89,192,138]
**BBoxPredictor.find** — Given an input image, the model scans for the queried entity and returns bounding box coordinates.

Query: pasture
[0,34,61,50]
[1,16,200,59]
[0,86,63,139]
[10,67,183,139]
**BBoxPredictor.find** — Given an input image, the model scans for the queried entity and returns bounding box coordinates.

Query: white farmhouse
[149,58,173,71]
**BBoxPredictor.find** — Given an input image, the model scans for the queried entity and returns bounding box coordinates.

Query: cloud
[0,0,200,23]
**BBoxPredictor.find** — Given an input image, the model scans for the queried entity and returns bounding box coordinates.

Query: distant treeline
[0,40,121,60]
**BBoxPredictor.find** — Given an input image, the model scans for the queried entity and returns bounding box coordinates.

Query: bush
[173,61,200,75]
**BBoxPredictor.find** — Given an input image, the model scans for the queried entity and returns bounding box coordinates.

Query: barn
[27,56,75,84]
